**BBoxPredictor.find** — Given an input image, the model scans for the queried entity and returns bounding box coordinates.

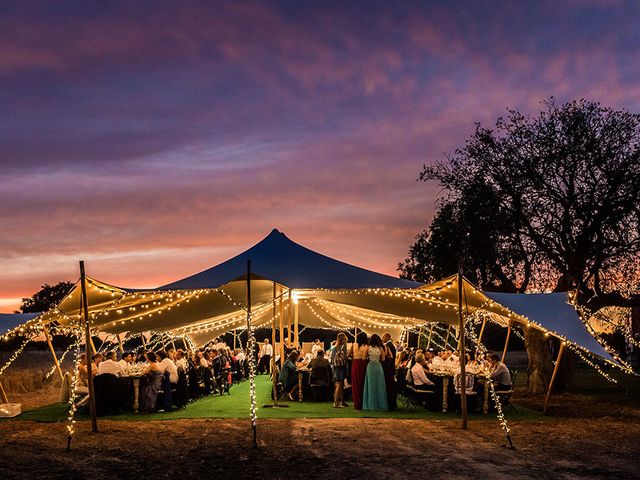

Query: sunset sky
[1,1,640,312]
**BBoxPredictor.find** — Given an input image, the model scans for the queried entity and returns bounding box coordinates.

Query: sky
[1,0,640,312]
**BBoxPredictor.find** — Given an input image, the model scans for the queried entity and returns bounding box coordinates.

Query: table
[429,371,491,414]
[297,367,309,402]
[123,375,143,413]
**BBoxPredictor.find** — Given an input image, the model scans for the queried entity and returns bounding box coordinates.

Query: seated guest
[431,351,446,369]
[447,350,460,364]
[74,354,90,406]
[157,350,179,385]
[310,349,330,370]
[98,351,125,376]
[278,351,300,400]
[489,354,512,391]
[411,354,435,390]
[118,351,133,372]
[311,339,323,357]
[92,353,104,371]
[140,352,163,412]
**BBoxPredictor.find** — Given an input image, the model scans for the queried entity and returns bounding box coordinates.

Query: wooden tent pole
[44,325,64,381]
[294,293,299,349]
[116,333,125,353]
[417,324,424,348]
[89,336,97,355]
[458,263,468,430]
[182,336,188,351]
[233,329,237,350]
[543,342,565,415]
[79,261,98,433]
[477,316,488,346]
[0,380,8,404]
[279,287,285,367]
[426,323,434,350]
[444,325,452,349]
[501,321,512,363]
[271,282,278,405]
[141,332,147,349]
[170,336,177,351]
[287,290,292,343]
[160,333,167,350]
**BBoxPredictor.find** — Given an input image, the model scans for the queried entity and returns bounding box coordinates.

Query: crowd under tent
[1,228,634,428]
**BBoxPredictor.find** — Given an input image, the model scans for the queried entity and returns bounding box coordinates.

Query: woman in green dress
[362,333,388,411]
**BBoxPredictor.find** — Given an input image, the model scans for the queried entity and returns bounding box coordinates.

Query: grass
[10,374,542,422]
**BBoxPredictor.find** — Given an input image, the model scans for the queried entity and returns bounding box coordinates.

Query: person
[431,351,446,369]
[157,350,179,385]
[362,334,388,411]
[411,354,435,390]
[278,351,300,400]
[330,332,349,408]
[310,349,330,370]
[97,351,125,376]
[283,338,295,357]
[91,353,104,371]
[350,332,368,410]
[175,349,188,372]
[381,332,397,410]
[74,354,90,407]
[311,339,323,357]
[489,354,512,391]
[118,351,133,372]
[258,339,273,374]
[140,352,163,412]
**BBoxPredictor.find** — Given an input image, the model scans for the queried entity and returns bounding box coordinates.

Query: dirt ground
[1,414,639,480]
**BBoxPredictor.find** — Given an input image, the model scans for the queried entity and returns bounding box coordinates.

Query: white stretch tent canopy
[2,229,619,364]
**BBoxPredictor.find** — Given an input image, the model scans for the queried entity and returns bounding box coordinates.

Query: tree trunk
[524,328,554,395]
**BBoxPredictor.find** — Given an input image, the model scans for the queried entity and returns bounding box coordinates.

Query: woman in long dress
[140,351,163,413]
[362,334,388,411]
[349,332,368,410]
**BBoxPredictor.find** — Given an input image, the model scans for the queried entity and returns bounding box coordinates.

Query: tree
[18,282,75,313]
[401,99,640,394]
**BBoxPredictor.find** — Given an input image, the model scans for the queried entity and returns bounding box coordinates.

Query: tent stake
[44,325,64,381]
[501,321,512,363]
[543,342,565,415]
[80,261,98,433]
[457,263,468,430]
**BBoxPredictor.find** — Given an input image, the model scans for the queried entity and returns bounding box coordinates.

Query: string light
[0,336,32,376]
[66,332,82,447]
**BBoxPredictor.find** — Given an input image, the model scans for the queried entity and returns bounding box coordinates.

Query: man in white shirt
[311,339,322,357]
[431,352,446,369]
[235,348,246,363]
[97,351,125,377]
[411,354,435,390]
[157,350,179,384]
[175,350,188,372]
[118,352,133,372]
[258,339,273,374]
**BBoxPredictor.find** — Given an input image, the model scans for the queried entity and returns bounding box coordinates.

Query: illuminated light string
[66,332,82,444]
[45,339,77,380]
[314,299,409,330]
[306,300,353,331]
[315,298,425,325]
[0,335,32,376]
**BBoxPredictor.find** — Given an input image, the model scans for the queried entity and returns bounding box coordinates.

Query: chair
[157,371,176,412]
[453,372,477,413]
[309,365,332,401]
[495,369,518,413]
[403,371,435,410]
[93,373,127,415]
[174,369,189,408]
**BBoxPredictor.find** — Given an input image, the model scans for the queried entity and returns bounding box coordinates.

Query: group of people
[74,340,253,414]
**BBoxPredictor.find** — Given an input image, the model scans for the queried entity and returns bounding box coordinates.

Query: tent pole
[89,336,97,355]
[294,293,299,349]
[426,324,434,350]
[80,261,98,433]
[279,287,285,368]
[417,324,424,348]
[116,333,125,353]
[271,282,279,406]
[477,316,488,347]
[161,333,167,350]
[444,325,452,349]
[170,335,177,351]
[0,380,8,404]
[182,336,188,351]
[501,321,512,363]
[287,290,292,344]
[458,262,468,430]
[246,260,257,447]
[233,329,237,350]
[543,342,565,415]
[141,333,147,349]
[44,325,64,381]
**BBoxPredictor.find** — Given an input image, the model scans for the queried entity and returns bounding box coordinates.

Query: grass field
[15,373,544,422]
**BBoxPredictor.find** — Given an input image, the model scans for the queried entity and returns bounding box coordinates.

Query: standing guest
[330,332,349,408]
[175,350,188,372]
[98,351,125,376]
[349,332,368,410]
[381,332,397,410]
[258,339,273,374]
[311,339,323,357]
[362,334,388,411]
[157,350,179,385]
